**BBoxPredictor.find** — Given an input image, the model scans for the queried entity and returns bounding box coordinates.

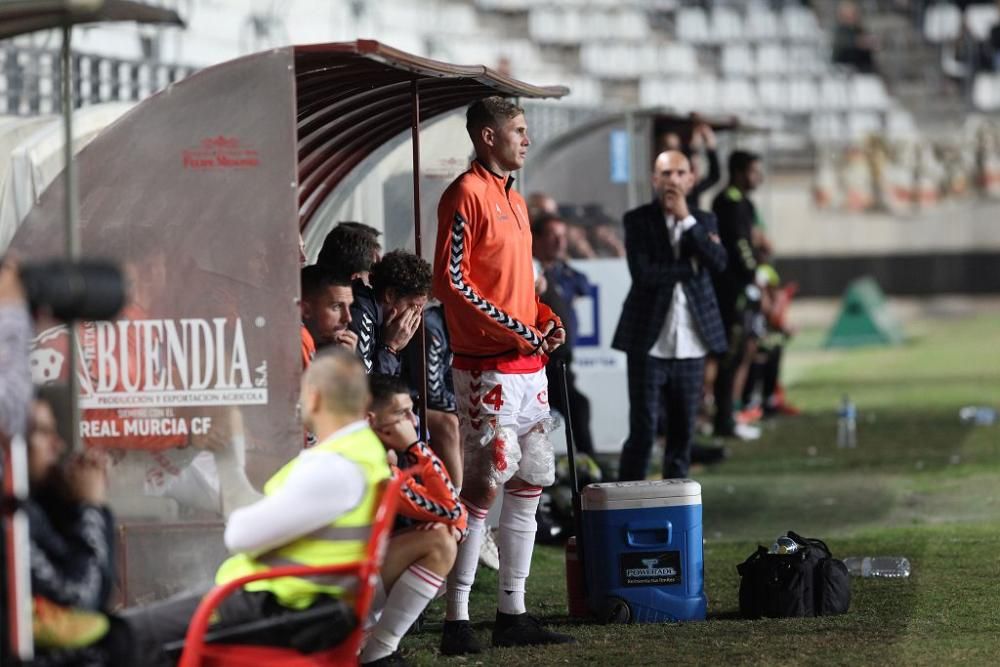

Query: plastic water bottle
[769,535,799,555]
[843,556,911,578]
[837,396,857,448]
[959,406,997,426]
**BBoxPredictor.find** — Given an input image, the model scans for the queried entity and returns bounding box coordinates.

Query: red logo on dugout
[182,136,260,170]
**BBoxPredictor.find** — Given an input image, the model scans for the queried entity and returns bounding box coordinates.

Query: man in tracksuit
[432,96,573,655]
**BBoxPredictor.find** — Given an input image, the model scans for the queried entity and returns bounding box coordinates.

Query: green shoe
[33,597,110,650]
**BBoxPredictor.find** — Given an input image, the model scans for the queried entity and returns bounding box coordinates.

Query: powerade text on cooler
[581,479,706,623]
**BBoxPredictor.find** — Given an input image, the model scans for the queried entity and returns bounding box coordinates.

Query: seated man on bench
[123,349,391,666]
[361,374,467,666]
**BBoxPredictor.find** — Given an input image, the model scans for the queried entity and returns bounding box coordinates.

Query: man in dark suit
[612,150,728,481]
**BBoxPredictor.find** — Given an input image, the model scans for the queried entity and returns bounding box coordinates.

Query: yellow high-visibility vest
[214,425,391,609]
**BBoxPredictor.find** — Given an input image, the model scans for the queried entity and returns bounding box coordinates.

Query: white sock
[364,575,387,630]
[445,499,488,621]
[360,565,444,663]
[497,486,542,615]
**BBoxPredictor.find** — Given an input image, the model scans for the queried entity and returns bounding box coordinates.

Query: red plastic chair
[179,474,403,667]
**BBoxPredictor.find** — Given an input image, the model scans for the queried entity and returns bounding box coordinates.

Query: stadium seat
[616,10,650,40]
[675,7,710,44]
[755,44,788,75]
[781,5,822,42]
[660,43,698,76]
[561,76,603,106]
[972,73,1000,110]
[788,45,824,74]
[475,0,532,10]
[719,77,758,112]
[721,44,754,76]
[755,77,788,111]
[923,2,962,43]
[810,112,847,143]
[693,76,720,113]
[787,77,819,112]
[439,3,480,34]
[178,475,403,667]
[819,76,851,110]
[528,8,572,44]
[745,3,779,42]
[850,74,890,110]
[639,76,702,112]
[709,6,744,45]
[965,3,1000,42]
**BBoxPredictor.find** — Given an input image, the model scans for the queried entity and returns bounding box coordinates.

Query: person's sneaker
[736,405,763,424]
[479,527,500,570]
[733,422,762,441]
[440,619,483,656]
[361,650,410,667]
[492,611,576,648]
[32,597,109,650]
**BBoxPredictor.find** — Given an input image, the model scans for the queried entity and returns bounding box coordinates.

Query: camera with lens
[16,259,126,322]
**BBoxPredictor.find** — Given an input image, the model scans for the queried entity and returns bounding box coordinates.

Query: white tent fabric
[0,102,133,252]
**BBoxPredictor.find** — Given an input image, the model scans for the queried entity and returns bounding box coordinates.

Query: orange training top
[433,160,560,373]
[300,324,315,370]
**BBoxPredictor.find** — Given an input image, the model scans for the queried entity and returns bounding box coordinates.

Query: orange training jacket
[433,160,560,369]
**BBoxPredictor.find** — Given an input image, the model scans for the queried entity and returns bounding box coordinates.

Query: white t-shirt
[648,214,707,360]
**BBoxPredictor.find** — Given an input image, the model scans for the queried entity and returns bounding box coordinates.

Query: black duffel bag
[737,531,851,619]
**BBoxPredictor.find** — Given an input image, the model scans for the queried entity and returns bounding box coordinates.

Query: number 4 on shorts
[483,384,503,411]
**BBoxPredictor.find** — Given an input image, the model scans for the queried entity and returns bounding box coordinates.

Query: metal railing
[0,45,193,116]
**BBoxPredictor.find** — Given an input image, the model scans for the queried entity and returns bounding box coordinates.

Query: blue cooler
[581,479,706,623]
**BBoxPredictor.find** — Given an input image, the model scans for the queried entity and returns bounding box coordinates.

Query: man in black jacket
[612,150,728,481]
[711,150,764,440]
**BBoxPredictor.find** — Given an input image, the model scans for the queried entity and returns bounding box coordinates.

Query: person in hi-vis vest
[122,348,391,666]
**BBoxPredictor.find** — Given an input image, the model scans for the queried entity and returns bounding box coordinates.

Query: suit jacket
[612,202,729,357]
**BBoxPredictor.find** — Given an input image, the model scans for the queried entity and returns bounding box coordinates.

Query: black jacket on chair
[611,202,729,357]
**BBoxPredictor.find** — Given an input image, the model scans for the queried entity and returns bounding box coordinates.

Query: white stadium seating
[781,5,822,42]
[755,44,788,76]
[973,73,1000,111]
[675,7,711,44]
[745,4,780,42]
[721,44,754,76]
[850,75,890,111]
[755,77,788,111]
[787,77,820,113]
[709,6,744,44]
[819,76,851,111]
[923,2,962,43]
[965,3,1000,42]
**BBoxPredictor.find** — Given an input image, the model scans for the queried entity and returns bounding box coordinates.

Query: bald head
[302,348,370,422]
[652,150,694,199]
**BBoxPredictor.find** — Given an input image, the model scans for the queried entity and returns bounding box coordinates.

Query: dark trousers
[546,360,595,455]
[743,344,783,406]
[619,355,705,481]
[122,586,265,667]
[713,293,743,436]
[121,586,348,667]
